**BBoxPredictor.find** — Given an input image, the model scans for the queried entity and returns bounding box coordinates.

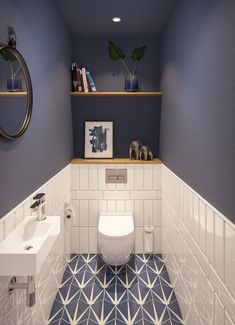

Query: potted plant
[108,41,147,92]
[0,48,22,91]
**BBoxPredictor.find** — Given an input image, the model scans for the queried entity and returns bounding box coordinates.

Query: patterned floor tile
[48,254,183,325]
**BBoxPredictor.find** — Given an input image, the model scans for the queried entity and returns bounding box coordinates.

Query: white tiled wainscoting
[0,165,71,325]
[161,164,235,325]
[70,164,161,254]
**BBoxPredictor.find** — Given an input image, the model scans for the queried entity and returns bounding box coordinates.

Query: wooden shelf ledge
[70,91,162,97]
[71,158,161,164]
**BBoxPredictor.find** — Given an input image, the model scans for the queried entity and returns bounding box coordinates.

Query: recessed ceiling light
[112,17,121,23]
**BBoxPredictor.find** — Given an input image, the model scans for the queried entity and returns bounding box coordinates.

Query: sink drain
[24,245,33,251]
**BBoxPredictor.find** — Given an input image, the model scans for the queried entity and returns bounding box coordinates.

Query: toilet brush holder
[144,224,154,254]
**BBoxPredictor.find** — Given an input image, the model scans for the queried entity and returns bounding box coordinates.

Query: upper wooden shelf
[0,92,27,97]
[71,158,161,164]
[70,92,162,97]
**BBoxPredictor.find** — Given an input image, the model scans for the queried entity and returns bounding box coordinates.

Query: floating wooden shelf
[71,158,161,164]
[70,92,162,97]
[0,92,27,97]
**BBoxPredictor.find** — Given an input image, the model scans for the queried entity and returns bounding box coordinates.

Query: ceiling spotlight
[112,17,121,23]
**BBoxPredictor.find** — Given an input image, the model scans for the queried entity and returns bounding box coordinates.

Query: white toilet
[98,214,134,265]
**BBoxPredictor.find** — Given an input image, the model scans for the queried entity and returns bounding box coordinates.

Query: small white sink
[0,216,60,276]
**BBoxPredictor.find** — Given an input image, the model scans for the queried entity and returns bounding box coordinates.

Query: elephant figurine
[140,145,153,161]
[129,140,142,160]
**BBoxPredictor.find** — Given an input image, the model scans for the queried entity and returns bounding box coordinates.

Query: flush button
[106,169,127,183]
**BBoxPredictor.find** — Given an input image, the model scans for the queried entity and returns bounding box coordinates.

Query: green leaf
[131,45,147,62]
[0,48,17,61]
[108,41,125,61]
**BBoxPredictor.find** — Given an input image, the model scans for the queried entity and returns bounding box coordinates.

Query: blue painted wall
[160,0,235,223]
[0,0,73,218]
[72,36,161,157]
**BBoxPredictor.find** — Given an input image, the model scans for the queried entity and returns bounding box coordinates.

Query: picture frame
[84,121,113,158]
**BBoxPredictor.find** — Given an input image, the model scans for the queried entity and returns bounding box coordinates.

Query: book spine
[71,62,78,92]
[76,67,83,92]
[86,71,97,92]
[81,68,89,92]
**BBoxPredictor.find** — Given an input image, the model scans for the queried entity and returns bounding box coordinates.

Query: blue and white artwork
[85,121,113,158]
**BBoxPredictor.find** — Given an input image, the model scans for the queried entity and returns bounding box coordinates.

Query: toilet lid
[98,214,134,237]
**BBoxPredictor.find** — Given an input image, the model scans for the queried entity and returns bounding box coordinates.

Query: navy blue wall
[72,36,161,157]
[160,0,235,222]
[0,0,73,218]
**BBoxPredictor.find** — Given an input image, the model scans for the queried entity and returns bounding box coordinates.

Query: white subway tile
[144,200,153,225]
[215,294,225,325]
[193,195,199,243]
[79,164,89,190]
[71,165,80,190]
[71,227,80,253]
[98,165,106,190]
[126,166,134,190]
[104,191,129,200]
[0,222,4,242]
[153,200,161,227]
[153,165,161,190]
[130,191,159,200]
[154,227,161,253]
[214,213,225,281]
[79,200,89,226]
[98,200,107,214]
[89,228,97,253]
[135,227,144,253]
[14,206,24,228]
[116,201,125,213]
[76,191,103,200]
[144,165,153,190]
[225,222,235,298]
[206,206,214,265]
[125,200,134,214]
[134,165,144,190]
[88,165,98,190]
[134,200,144,226]
[89,200,98,227]
[199,200,206,254]
[80,227,89,253]
[107,201,116,213]
[4,214,14,238]
[72,200,80,226]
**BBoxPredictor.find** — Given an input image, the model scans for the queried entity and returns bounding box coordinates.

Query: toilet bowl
[98,214,134,265]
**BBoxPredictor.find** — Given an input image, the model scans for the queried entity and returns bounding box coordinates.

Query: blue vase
[7,78,22,92]
[125,74,138,92]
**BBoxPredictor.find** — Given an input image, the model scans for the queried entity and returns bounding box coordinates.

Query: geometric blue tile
[48,254,183,325]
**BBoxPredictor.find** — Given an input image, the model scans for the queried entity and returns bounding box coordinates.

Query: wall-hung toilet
[98,214,134,265]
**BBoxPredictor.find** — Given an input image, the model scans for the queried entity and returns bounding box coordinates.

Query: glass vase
[7,78,22,92]
[125,74,138,92]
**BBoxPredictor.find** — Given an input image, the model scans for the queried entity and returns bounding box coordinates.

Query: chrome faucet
[30,193,46,221]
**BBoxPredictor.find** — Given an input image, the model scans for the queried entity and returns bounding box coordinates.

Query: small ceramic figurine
[140,145,153,161]
[129,140,142,160]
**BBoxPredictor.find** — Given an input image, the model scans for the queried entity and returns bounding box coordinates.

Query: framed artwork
[84,121,113,158]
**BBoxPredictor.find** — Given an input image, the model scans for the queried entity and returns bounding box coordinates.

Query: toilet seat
[98,214,134,237]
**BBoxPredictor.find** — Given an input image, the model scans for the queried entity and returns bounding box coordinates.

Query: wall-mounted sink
[0,215,60,276]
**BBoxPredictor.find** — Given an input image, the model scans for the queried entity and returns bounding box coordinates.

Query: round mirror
[0,45,33,140]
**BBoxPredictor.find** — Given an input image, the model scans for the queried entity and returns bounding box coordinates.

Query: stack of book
[71,62,97,93]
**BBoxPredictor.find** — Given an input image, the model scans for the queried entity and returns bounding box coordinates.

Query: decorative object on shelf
[70,62,96,93]
[84,121,113,158]
[140,145,153,161]
[108,41,147,92]
[129,140,142,160]
[1,28,22,92]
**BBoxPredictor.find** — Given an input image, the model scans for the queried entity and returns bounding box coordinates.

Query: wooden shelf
[70,92,162,97]
[0,92,27,97]
[71,158,161,164]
